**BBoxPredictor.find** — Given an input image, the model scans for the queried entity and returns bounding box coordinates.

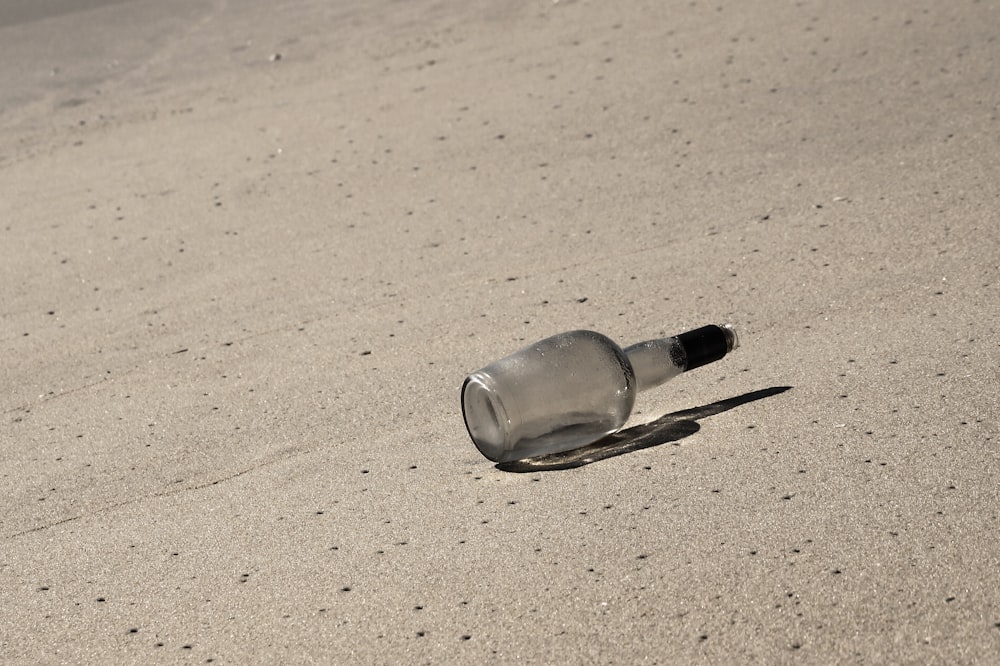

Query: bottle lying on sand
[462,324,739,463]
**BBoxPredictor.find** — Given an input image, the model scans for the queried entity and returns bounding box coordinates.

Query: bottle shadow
[496,386,792,473]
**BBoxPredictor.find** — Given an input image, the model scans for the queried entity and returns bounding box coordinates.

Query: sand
[2,0,998,662]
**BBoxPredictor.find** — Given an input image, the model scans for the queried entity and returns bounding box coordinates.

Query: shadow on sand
[497,386,792,472]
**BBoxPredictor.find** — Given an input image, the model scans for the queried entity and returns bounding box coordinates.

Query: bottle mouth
[461,373,509,462]
[719,324,739,353]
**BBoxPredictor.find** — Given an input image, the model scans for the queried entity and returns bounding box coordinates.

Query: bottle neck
[624,324,738,392]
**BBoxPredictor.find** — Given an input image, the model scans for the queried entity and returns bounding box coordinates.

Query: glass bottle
[462,324,739,462]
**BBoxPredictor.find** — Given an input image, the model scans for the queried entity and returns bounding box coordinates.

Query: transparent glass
[462,324,738,462]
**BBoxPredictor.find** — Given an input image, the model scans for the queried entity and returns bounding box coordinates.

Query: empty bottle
[462,324,739,462]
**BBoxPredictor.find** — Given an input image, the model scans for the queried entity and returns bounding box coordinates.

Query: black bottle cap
[676,324,735,371]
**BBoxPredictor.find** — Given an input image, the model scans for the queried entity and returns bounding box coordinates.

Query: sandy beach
[2,0,998,662]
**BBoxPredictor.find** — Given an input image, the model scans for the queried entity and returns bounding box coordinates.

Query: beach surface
[2,0,998,662]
